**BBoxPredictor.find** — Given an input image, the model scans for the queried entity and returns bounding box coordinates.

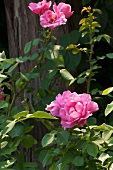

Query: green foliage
[1,2,113,169]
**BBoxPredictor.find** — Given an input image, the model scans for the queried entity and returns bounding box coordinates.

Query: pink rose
[46,91,99,129]
[0,91,4,100]
[40,9,67,29]
[53,2,74,18]
[28,0,51,15]
[46,90,77,116]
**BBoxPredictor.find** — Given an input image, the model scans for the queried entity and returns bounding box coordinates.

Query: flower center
[50,17,56,23]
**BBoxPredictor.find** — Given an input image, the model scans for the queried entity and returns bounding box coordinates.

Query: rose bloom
[40,9,67,29]
[0,91,4,100]
[46,91,99,129]
[28,0,51,15]
[53,2,74,18]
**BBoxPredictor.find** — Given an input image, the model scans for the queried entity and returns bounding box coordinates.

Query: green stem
[87,15,94,93]
[8,93,17,117]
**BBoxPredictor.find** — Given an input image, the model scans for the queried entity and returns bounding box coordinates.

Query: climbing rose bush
[28,0,73,29]
[46,90,99,129]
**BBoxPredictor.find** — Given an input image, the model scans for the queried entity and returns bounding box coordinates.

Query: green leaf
[1,141,8,149]
[24,41,32,54]
[13,110,29,119]
[0,73,7,78]
[28,111,57,119]
[60,30,80,48]
[40,76,51,90]
[46,70,57,79]
[73,156,84,166]
[55,153,75,169]
[72,48,80,55]
[77,77,86,84]
[60,69,74,81]
[7,63,18,74]
[82,0,91,5]
[56,130,70,144]
[109,163,113,170]
[66,44,75,50]
[29,72,40,79]
[0,158,16,169]
[102,130,113,141]
[94,123,113,131]
[17,56,28,62]
[106,53,113,59]
[22,135,35,148]
[9,123,25,138]
[42,131,57,147]
[87,117,97,125]
[45,50,51,59]
[23,162,37,168]
[98,153,111,165]
[20,72,29,81]
[96,35,103,42]
[1,120,16,138]
[105,101,113,116]
[32,38,40,46]
[102,87,113,95]
[23,125,34,134]
[29,53,39,61]
[62,51,82,71]
[82,141,88,153]
[87,143,98,157]
[0,100,8,109]
[103,34,111,43]
[2,146,17,155]
[0,51,6,61]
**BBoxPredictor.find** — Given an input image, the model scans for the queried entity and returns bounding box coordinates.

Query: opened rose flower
[53,2,74,18]
[46,91,99,129]
[40,9,67,29]
[28,0,51,15]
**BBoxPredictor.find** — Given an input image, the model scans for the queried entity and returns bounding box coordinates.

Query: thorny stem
[87,13,94,93]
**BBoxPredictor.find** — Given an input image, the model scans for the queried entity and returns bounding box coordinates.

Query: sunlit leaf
[13,110,29,119]
[1,120,16,138]
[28,111,57,119]
[0,51,6,61]
[104,101,113,116]
[98,153,111,165]
[102,87,113,95]
[103,34,111,43]
[60,69,74,81]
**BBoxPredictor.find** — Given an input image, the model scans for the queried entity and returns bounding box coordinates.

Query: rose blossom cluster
[46,90,99,129]
[28,0,73,29]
